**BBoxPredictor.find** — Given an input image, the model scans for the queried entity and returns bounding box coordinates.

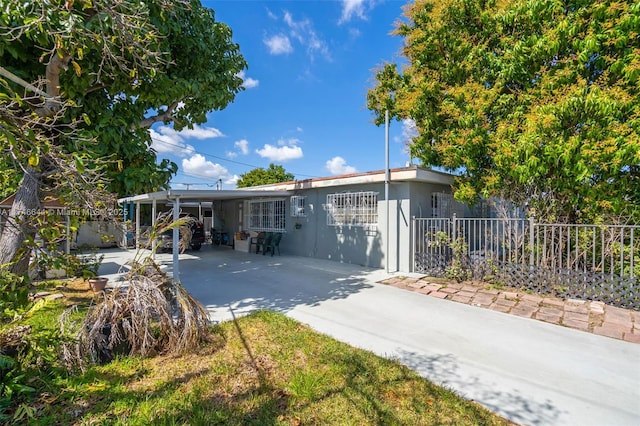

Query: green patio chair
[249,231,265,253]
[266,232,282,256]
[261,232,274,255]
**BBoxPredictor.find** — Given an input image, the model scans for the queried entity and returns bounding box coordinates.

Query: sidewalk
[380,276,640,344]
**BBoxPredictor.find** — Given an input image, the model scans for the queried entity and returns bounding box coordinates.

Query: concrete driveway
[99,247,640,426]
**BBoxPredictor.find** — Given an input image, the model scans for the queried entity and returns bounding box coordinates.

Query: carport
[118,189,291,281]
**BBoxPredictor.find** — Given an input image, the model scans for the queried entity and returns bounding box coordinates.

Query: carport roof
[117,189,292,204]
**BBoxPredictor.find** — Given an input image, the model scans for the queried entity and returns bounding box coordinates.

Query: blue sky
[151,0,416,190]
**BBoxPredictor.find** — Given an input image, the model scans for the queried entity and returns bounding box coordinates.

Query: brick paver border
[379,276,639,344]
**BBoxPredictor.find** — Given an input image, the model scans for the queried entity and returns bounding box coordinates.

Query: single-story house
[118,166,463,277]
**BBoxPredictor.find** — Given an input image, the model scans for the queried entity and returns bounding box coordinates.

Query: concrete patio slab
[98,247,640,426]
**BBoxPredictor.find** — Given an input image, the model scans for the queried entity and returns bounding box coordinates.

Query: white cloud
[181,154,232,180]
[349,28,362,39]
[237,70,259,89]
[266,8,277,20]
[264,34,293,55]
[150,128,195,158]
[179,125,224,139]
[227,139,250,159]
[326,156,357,175]
[150,124,223,157]
[401,118,418,141]
[391,119,417,156]
[282,11,331,62]
[225,175,239,185]
[278,137,300,146]
[256,138,303,161]
[339,0,370,24]
[235,139,249,155]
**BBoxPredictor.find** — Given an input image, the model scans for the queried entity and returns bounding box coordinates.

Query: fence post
[452,213,457,243]
[529,216,535,267]
[411,215,416,273]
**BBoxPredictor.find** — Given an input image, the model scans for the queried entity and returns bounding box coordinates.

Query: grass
[23,280,513,425]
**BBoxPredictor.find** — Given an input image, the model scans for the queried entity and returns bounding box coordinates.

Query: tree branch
[35,51,71,117]
[136,100,181,129]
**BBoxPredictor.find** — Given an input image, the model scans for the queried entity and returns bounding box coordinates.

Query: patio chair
[261,232,274,255]
[249,231,265,253]
[264,232,282,256]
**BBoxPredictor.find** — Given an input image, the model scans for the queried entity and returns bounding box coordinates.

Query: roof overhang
[244,166,455,191]
[118,189,292,205]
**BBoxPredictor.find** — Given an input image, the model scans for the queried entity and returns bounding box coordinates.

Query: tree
[368,0,640,223]
[237,164,295,188]
[0,0,247,273]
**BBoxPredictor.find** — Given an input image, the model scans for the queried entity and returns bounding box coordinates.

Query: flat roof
[243,166,455,191]
[118,189,292,204]
[117,166,454,204]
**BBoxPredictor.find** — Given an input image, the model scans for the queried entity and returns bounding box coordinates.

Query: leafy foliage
[0,0,246,274]
[0,0,247,197]
[0,355,36,423]
[0,273,68,423]
[237,163,295,188]
[368,0,640,223]
[0,157,21,200]
[0,271,30,322]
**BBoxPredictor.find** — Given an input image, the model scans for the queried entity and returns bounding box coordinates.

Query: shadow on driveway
[97,246,639,426]
[168,247,380,322]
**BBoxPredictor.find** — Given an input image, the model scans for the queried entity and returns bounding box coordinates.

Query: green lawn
[30,308,512,425]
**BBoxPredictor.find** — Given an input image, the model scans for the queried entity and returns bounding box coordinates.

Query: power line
[150,136,320,179]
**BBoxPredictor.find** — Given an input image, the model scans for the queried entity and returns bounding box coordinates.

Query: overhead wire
[150,135,320,179]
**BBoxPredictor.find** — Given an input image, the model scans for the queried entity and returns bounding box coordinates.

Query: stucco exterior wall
[282,183,384,269]
[118,167,456,274]
[234,179,452,272]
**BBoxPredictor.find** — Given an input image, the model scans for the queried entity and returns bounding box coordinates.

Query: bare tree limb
[35,51,71,117]
[136,100,182,129]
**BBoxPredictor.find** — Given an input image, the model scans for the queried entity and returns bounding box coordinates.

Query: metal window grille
[290,196,306,217]
[245,199,286,232]
[326,191,378,227]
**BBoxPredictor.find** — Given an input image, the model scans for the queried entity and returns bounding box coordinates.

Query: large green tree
[237,164,295,188]
[368,0,640,223]
[0,0,246,273]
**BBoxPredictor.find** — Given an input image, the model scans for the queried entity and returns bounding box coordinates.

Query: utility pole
[385,110,390,274]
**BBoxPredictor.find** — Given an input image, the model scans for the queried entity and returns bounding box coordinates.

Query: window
[290,196,306,217]
[325,191,378,227]
[246,199,286,232]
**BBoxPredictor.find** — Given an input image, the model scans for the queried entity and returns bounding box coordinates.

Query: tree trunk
[0,53,69,276]
[0,167,41,275]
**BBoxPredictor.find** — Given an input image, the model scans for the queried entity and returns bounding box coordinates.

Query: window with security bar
[290,196,306,217]
[245,199,286,231]
[325,191,378,226]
